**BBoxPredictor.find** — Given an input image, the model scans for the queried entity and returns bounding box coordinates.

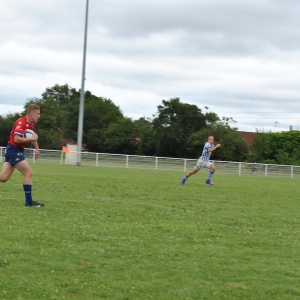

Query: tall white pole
[77,0,89,166]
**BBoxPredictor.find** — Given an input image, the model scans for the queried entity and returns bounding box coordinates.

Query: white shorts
[194,159,212,171]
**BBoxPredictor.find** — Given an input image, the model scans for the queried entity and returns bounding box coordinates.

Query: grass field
[1,164,300,300]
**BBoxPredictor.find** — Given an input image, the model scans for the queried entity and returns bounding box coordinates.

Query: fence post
[239,162,241,175]
[291,166,293,178]
[184,159,186,172]
[96,153,99,167]
[265,164,268,176]
[126,155,129,168]
[33,149,36,164]
[155,157,158,170]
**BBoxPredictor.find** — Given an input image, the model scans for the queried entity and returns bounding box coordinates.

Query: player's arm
[208,144,221,152]
[14,133,38,144]
[32,141,40,160]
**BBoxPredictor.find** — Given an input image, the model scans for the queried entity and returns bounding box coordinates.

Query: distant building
[239,131,258,146]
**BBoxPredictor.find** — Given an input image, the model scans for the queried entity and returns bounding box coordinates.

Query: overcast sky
[1,0,300,132]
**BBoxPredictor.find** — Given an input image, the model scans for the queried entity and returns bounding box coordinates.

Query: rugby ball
[24,129,34,139]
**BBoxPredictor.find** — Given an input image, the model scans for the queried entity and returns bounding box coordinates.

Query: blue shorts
[4,144,26,166]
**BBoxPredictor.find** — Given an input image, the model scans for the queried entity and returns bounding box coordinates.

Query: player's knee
[0,176,9,183]
[210,165,216,172]
[24,169,33,179]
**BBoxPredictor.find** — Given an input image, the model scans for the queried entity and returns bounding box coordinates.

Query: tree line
[1,84,300,165]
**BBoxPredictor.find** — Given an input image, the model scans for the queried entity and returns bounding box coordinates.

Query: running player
[0,104,44,207]
[181,136,221,186]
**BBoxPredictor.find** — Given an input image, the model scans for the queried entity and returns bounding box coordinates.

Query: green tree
[152,98,218,158]
[133,117,156,156]
[21,85,125,152]
[41,84,81,142]
[204,106,222,125]
[264,131,300,165]
[64,91,124,152]
[1,85,254,161]
[186,123,249,161]
[41,83,80,107]
[0,113,22,147]
[103,118,139,154]
[247,129,271,163]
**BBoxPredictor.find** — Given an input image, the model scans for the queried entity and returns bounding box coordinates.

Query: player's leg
[187,169,198,177]
[0,162,15,182]
[181,160,201,185]
[14,160,44,207]
[209,164,216,173]
[14,159,33,184]
[205,163,216,185]
[14,160,33,204]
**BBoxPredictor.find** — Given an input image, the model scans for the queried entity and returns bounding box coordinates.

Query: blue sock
[23,185,32,204]
[207,171,214,181]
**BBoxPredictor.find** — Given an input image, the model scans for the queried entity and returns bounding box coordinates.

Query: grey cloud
[86,0,300,56]
[4,0,300,57]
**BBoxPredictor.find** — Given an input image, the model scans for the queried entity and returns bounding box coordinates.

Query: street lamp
[77,0,89,166]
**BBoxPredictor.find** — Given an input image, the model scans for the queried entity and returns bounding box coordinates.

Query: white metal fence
[1,146,300,178]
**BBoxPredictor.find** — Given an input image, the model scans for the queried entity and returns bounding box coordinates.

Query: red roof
[239,131,258,146]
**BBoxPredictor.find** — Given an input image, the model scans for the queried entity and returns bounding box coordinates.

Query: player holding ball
[0,104,44,207]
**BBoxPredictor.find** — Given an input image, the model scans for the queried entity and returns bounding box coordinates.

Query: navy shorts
[4,145,26,166]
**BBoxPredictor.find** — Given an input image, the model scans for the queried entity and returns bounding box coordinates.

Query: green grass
[1,164,300,300]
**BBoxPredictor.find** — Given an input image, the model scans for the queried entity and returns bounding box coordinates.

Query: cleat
[25,200,44,207]
[181,177,187,186]
[206,180,214,185]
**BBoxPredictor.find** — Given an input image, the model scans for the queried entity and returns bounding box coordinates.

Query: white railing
[1,146,300,178]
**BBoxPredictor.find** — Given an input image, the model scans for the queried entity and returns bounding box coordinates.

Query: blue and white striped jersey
[200,142,214,161]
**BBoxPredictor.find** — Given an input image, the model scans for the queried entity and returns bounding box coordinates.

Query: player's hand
[30,133,39,142]
[35,149,40,160]
[216,143,221,148]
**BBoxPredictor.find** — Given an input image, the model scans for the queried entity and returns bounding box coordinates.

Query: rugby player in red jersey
[0,104,44,207]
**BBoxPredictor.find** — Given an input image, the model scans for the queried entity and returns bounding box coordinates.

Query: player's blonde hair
[27,104,40,114]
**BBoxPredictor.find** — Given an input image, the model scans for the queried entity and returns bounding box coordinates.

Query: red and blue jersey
[8,116,36,149]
